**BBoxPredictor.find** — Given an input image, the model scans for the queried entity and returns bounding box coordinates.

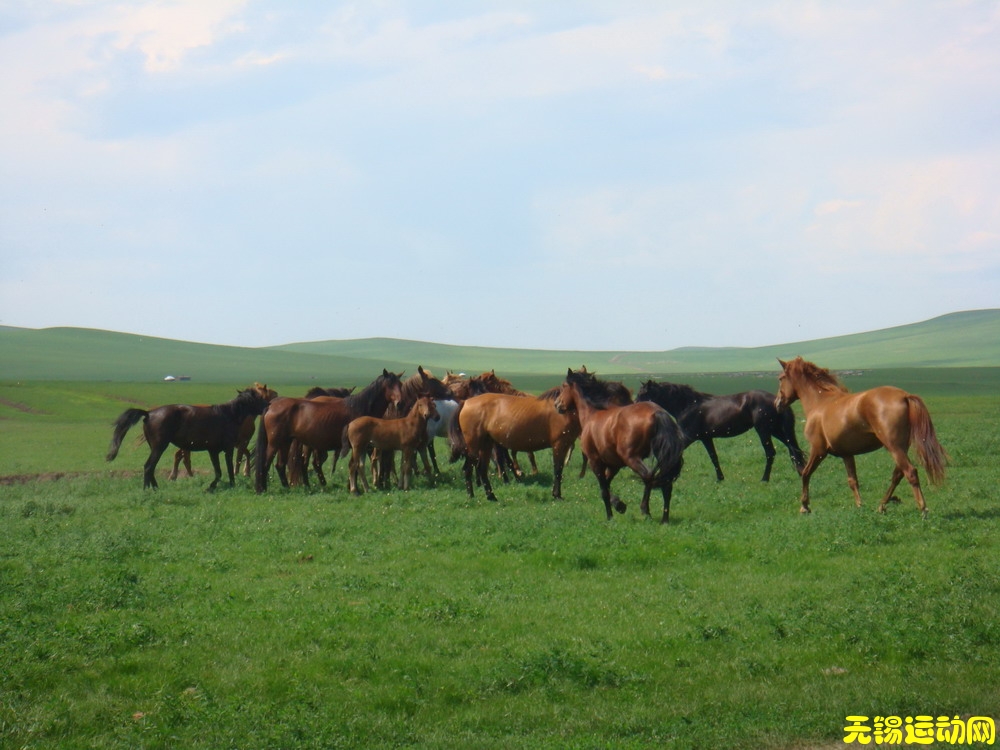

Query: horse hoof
[799,506,811,514]
[612,497,627,514]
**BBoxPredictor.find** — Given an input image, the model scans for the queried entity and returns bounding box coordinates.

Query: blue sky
[1,1,997,351]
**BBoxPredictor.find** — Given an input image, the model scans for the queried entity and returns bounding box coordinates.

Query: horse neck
[789,376,842,412]
[346,379,392,417]
[568,386,605,425]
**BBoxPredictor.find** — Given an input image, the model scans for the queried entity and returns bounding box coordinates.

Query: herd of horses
[106,358,948,521]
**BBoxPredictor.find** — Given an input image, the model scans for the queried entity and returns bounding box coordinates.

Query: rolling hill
[1,309,998,384]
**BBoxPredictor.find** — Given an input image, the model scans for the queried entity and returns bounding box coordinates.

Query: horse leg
[169,450,184,480]
[477,449,499,502]
[528,452,539,475]
[428,440,441,475]
[756,429,777,482]
[224,448,236,488]
[143,444,167,489]
[462,456,476,498]
[842,456,863,508]
[658,479,675,524]
[401,449,413,491]
[701,439,724,481]
[797,452,826,514]
[551,445,567,500]
[882,448,927,518]
[206,451,223,492]
[591,464,625,519]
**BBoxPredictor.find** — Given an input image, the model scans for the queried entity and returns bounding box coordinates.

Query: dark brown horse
[347,396,439,493]
[255,370,403,492]
[554,369,685,523]
[169,383,278,480]
[107,386,272,490]
[636,380,804,482]
[774,357,947,517]
[293,385,357,486]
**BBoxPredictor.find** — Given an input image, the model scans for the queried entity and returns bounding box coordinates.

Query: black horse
[107,385,272,490]
[636,380,805,482]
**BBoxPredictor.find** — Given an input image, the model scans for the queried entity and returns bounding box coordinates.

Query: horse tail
[447,401,467,463]
[106,408,148,462]
[649,409,685,485]
[907,395,948,486]
[255,406,269,493]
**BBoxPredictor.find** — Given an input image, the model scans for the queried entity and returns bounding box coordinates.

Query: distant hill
[1,310,997,384]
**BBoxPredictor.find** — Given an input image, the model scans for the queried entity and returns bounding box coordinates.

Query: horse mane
[565,368,615,409]
[644,381,709,403]
[472,370,527,396]
[786,357,848,393]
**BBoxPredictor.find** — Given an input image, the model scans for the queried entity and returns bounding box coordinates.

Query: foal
[347,397,439,494]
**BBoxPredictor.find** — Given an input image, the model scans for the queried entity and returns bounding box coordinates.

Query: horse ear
[418,365,427,379]
[567,368,573,377]
[383,368,389,376]
[777,359,787,369]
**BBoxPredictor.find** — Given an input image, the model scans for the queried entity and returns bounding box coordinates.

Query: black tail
[447,401,466,463]
[107,408,148,462]
[649,410,685,486]
[255,406,269,493]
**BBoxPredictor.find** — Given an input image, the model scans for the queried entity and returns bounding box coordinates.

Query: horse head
[774,359,800,411]
[382,369,405,408]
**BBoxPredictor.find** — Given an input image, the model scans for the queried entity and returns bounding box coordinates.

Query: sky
[1,1,998,352]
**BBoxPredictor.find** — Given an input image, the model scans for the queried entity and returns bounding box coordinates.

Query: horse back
[464,393,575,450]
[807,386,912,455]
[582,401,664,466]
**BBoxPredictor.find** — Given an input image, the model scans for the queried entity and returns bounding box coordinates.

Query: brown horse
[774,357,947,517]
[448,388,580,503]
[348,396,439,493]
[293,386,357,486]
[169,383,278,480]
[255,370,403,492]
[554,369,685,523]
[372,366,454,485]
[107,386,272,490]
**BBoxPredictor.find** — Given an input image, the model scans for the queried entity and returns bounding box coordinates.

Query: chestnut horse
[774,357,947,517]
[636,380,804,482]
[254,370,403,492]
[447,388,580,503]
[348,396,439,493]
[107,386,272,491]
[554,369,685,523]
[169,383,278,480]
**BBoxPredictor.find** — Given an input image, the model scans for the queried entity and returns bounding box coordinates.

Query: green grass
[1,382,998,748]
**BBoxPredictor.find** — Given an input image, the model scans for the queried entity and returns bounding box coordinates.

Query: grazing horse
[106,386,272,491]
[255,370,403,492]
[448,388,581,503]
[348,397,439,493]
[554,369,685,523]
[636,380,804,482]
[774,357,947,517]
[169,383,278,480]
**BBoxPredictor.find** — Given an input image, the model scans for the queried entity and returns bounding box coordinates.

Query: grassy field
[1,376,998,748]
